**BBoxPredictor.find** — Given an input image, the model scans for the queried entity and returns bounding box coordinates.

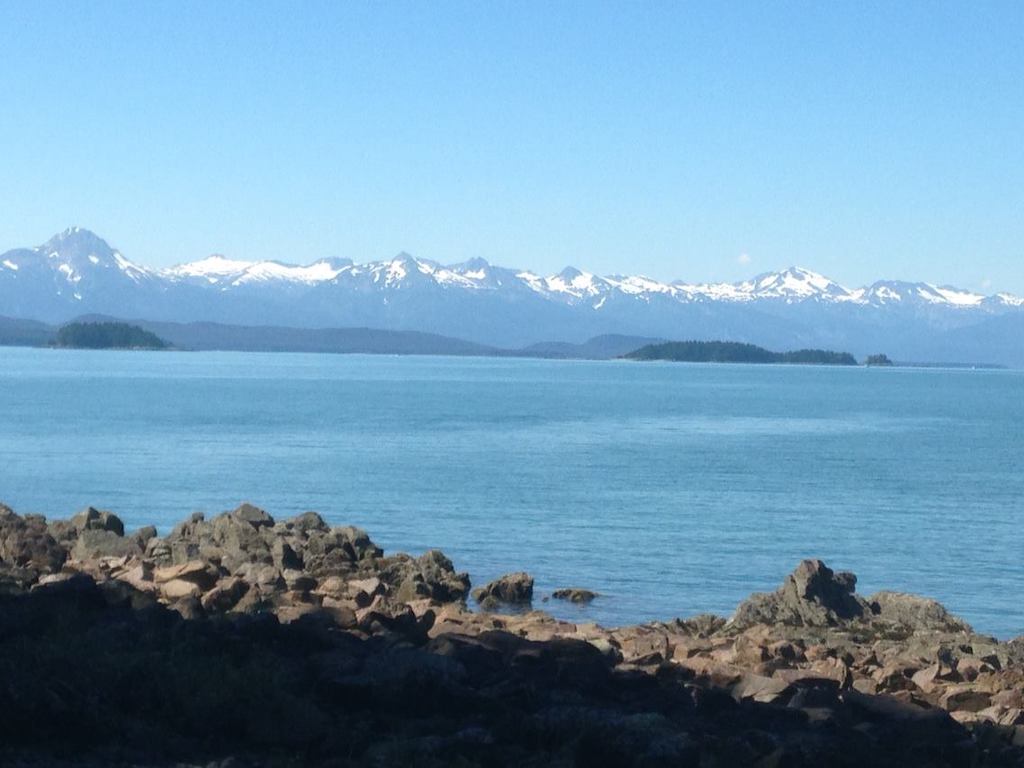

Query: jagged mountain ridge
[1,228,1022,363]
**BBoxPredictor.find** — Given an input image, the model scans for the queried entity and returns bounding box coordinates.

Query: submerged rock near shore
[2,502,1024,767]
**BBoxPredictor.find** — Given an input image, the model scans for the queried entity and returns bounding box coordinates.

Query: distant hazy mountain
[517,334,668,360]
[0,315,53,347]
[2,228,1022,365]
[0,314,653,360]
[80,316,499,357]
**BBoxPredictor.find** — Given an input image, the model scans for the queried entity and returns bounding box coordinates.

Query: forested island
[624,340,858,366]
[54,322,168,350]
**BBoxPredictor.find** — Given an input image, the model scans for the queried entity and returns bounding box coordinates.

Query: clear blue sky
[1,1,1022,292]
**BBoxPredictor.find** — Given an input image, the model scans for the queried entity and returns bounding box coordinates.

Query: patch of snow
[672,281,757,302]
[543,269,605,298]
[429,267,483,289]
[113,253,151,282]
[915,286,945,304]
[2,259,18,271]
[385,259,408,284]
[517,271,546,294]
[856,285,906,304]
[995,292,1024,307]
[606,275,674,296]
[166,255,255,279]
[932,285,985,307]
[232,260,347,285]
[58,263,80,282]
[88,255,100,265]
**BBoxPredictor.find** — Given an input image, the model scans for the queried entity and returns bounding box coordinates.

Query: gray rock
[71,507,125,536]
[334,525,382,562]
[731,559,866,629]
[0,507,67,575]
[552,588,599,603]
[272,539,303,571]
[231,503,275,529]
[153,560,220,589]
[170,595,205,620]
[868,591,973,634]
[231,584,272,615]
[200,576,250,613]
[673,614,728,637]
[292,524,382,578]
[381,550,471,604]
[234,562,284,589]
[472,572,534,605]
[287,511,329,533]
[71,529,145,561]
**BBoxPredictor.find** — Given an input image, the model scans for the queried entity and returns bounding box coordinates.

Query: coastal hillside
[0,315,53,347]
[625,340,859,366]
[515,333,667,359]
[1,314,662,360]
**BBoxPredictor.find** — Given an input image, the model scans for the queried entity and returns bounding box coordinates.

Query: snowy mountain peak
[40,227,115,261]
[742,267,852,301]
[30,227,153,284]
[857,280,987,308]
[995,292,1024,308]
[0,229,154,297]
[165,253,356,286]
[451,256,492,278]
[542,267,603,298]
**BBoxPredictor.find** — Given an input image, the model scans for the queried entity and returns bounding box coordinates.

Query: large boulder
[153,504,277,571]
[731,559,866,629]
[0,505,67,576]
[867,591,973,635]
[472,572,534,607]
[284,511,330,534]
[70,529,146,561]
[383,550,472,604]
[200,576,250,613]
[71,507,125,536]
[279,521,382,579]
[231,502,275,529]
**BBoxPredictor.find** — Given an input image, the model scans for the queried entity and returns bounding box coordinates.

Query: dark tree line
[625,340,858,366]
[54,322,168,350]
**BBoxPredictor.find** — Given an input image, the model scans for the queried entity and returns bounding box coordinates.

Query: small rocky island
[53,321,168,350]
[2,501,1024,767]
[625,340,859,366]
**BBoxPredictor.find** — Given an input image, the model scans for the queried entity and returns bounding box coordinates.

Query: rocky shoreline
[2,501,1023,766]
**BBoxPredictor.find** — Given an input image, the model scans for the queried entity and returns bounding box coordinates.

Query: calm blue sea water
[1,347,1022,637]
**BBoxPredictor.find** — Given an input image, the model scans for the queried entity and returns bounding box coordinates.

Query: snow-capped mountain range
[2,228,1023,364]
